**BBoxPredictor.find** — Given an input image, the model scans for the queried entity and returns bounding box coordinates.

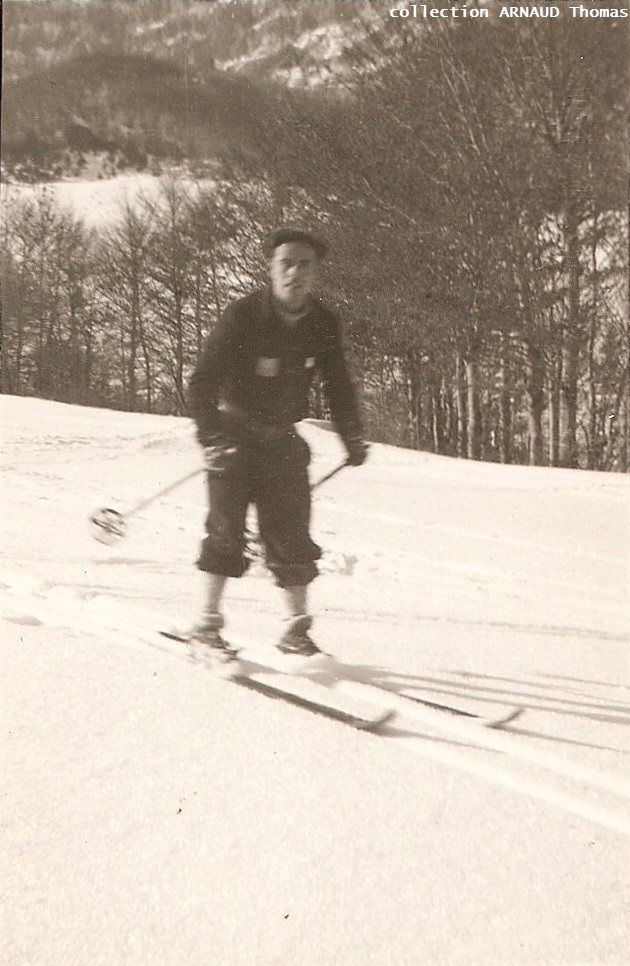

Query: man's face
[269,241,319,312]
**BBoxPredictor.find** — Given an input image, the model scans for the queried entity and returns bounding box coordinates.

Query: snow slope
[1,172,214,229]
[0,175,167,228]
[2,394,629,966]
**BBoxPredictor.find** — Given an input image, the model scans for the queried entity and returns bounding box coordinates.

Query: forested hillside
[2,0,362,179]
[2,0,628,471]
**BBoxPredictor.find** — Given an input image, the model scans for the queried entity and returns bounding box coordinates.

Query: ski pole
[91,457,349,546]
[90,467,205,545]
[310,459,349,491]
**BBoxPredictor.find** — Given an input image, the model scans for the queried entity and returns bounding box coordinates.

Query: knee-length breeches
[197,433,321,587]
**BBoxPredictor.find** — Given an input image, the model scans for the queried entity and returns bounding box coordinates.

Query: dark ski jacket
[188,287,362,446]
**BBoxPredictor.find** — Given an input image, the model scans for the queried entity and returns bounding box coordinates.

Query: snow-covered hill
[0,173,169,228]
[2,395,629,966]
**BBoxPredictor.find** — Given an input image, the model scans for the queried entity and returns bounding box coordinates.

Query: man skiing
[188,225,368,662]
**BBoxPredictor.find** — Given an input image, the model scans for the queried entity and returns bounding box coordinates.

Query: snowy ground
[0,174,165,227]
[1,172,212,228]
[2,394,629,966]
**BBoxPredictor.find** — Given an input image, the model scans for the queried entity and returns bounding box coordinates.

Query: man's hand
[345,436,369,466]
[203,442,239,477]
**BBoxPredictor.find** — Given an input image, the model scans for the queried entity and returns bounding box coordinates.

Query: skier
[188,225,368,661]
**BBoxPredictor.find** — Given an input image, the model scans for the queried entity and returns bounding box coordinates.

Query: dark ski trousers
[198,432,321,587]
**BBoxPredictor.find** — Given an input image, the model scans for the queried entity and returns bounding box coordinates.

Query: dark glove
[203,442,239,477]
[344,436,369,466]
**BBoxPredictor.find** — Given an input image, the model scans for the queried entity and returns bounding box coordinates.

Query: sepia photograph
[1,1,629,964]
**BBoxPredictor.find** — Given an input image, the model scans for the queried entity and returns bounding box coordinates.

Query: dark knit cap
[264,225,329,259]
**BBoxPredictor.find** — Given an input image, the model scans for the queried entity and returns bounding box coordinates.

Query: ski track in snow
[2,575,630,838]
[2,394,630,966]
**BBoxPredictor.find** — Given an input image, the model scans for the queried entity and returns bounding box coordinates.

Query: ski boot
[190,613,241,676]
[276,615,333,672]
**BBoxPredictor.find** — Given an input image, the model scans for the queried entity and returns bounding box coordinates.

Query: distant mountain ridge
[2,0,376,181]
[2,48,273,180]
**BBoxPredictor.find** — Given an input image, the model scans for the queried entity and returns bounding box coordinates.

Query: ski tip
[160,629,189,643]
[487,707,525,729]
[357,709,396,732]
